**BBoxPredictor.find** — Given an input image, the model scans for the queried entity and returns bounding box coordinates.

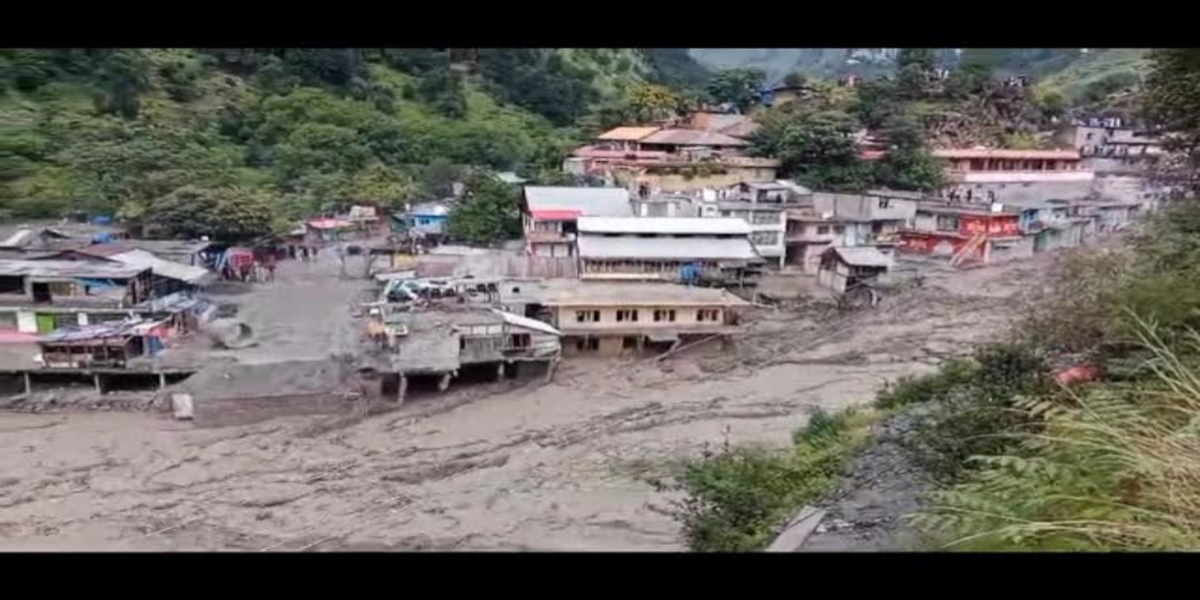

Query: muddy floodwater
[0,251,1057,551]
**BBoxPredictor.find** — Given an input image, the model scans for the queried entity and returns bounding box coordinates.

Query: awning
[647,332,680,343]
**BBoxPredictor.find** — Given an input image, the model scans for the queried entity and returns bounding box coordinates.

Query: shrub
[912,321,1200,551]
[875,358,978,410]
[883,344,1050,480]
[672,408,875,552]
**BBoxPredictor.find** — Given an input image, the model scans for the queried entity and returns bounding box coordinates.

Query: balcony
[525,231,576,244]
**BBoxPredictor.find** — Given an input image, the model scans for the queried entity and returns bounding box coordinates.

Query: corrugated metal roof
[108,249,211,284]
[826,246,892,268]
[524,187,632,217]
[409,202,451,217]
[932,149,1081,160]
[639,128,749,147]
[578,235,759,261]
[491,309,561,336]
[578,217,751,235]
[0,259,146,279]
[597,126,661,142]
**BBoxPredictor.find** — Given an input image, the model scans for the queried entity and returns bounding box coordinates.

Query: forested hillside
[690,48,1144,86]
[0,48,709,235]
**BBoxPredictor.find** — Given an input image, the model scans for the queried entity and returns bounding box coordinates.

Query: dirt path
[0,254,1055,552]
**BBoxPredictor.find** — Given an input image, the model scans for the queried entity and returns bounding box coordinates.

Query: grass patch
[670,407,880,552]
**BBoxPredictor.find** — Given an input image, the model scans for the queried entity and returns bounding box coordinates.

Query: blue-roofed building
[392,201,452,237]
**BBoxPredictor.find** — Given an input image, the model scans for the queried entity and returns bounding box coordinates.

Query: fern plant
[911,319,1200,551]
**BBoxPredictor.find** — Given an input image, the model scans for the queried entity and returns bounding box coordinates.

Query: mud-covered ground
[0,252,1057,551]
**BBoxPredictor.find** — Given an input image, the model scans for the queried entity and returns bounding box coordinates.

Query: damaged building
[377,307,562,402]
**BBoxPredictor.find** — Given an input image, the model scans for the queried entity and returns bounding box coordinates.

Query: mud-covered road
[0,254,1055,551]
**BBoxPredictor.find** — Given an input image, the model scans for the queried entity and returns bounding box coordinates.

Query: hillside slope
[0,48,704,224]
[689,48,1144,89]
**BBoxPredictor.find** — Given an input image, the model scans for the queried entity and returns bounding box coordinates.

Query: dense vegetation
[673,49,1200,552]
[0,48,707,241]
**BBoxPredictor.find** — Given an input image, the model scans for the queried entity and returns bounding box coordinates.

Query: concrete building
[564,125,780,193]
[934,148,1095,204]
[783,214,872,274]
[380,307,563,402]
[392,201,451,239]
[782,191,916,273]
[521,186,632,258]
[902,203,1033,265]
[1062,119,1164,169]
[575,217,763,285]
[528,279,750,357]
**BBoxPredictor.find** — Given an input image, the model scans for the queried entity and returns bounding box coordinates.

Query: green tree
[782,72,807,89]
[850,78,901,130]
[706,68,766,112]
[1035,87,1068,121]
[95,50,152,119]
[874,111,946,192]
[417,68,467,119]
[752,108,873,191]
[896,48,936,99]
[1144,48,1200,188]
[945,61,991,100]
[444,175,521,245]
[146,185,277,241]
[624,83,684,124]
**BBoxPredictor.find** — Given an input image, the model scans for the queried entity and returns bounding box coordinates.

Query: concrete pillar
[544,359,559,383]
[23,372,31,396]
[397,374,407,404]
[158,372,167,391]
[93,373,103,395]
[496,363,506,382]
[437,373,452,392]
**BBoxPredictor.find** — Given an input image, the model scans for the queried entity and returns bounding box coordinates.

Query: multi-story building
[934,148,1095,204]
[782,191,916,273]
[528,279,749,357]
[575,217,763,285]
[901,202,1032,264]
[521,186,632,258]
[563,126,780,192]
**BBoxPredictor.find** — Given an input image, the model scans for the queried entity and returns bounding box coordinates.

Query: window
[696,309,720,322]
[616,309,639,322]
[575,310,600,323]
[751,231,780,246]
[622,336,639,349]
[575,338,600,352]
[653,309,677,322]
[878,198,891,209]
[816,225,831,235]
[936,215,960,232]
[0,276,23,295]
[834,225,846,234]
